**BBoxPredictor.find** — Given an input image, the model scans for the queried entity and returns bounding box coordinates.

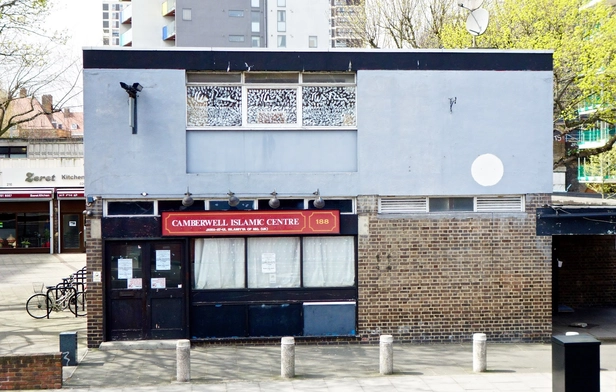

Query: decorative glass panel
[302,86,356,126]
[187,86,242,127]
[247,88,297,124]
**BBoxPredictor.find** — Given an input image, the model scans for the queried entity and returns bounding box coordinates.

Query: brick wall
[0,353,62,390]
[86,201,103,348]
[554,235,616,308]
[356,193,552,343]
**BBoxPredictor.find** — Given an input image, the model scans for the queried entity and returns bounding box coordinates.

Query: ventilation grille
[476,196,524,212]
[379,197,427,213]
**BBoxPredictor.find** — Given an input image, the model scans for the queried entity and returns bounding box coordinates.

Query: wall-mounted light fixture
[182,187,194,207]
[227,191,240,207]
[269,190,280,209]
[120,82,143,134]
[313,189,325,209]
[140,192,148,197]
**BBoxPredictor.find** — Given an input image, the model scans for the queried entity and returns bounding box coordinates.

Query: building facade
[0,94,85,254]
[119,0,333,49]
[83,48,553,347]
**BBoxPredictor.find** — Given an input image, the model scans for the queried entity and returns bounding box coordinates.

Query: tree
[0,0,79,138]
[440,0,616,171]
[345,0,464,48]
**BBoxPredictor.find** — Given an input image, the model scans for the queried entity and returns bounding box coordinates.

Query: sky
[42,0,102,110]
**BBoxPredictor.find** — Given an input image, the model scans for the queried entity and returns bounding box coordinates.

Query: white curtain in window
[303,236,354,287]
[194,238,245,289]
[247,237,300,288]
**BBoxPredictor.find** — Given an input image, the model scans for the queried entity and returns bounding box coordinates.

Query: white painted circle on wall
[471,153,504,186]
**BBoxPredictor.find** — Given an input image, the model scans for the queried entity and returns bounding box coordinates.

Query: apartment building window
[186,72,357,128]
[309,36,317,48]
[277,35,286,47]
[252,36,261,47]
[103,12,109,19]
[113,21,119,28]
[183,9,192,21]
[113,4,122,11]
[251,11,260,32]
[112,12,119,19]
[251,0,260,7]
[103,4,109,10]
[278,0,286,6]
[229,10,244,17]
[229,35,245,42]
[277,10,286,32]
[103,21,109,28]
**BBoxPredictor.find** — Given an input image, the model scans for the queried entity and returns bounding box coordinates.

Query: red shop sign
[162,210,340,236]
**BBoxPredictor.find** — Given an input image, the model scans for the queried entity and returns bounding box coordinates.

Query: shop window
[193,236,356,290]
[0,213,49,248]
[107,201,155,216]
[248,237,300,288]
[194,238,245,289]
[303,236,354,287]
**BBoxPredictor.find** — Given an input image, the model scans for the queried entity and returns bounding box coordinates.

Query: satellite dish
[458,0,484,10]
[466,8,489,36]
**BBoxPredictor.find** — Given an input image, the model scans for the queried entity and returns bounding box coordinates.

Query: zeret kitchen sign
[162,210,340,236]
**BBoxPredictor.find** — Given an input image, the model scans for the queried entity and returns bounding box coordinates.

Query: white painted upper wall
[83,51,553,199]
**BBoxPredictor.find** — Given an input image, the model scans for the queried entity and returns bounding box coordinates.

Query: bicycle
[26,278,87,319]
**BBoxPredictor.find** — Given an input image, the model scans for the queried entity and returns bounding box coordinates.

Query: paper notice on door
[128,278,142,289]
[155,250,171,270]
[261,253,276,273]
[151,278,166,289]
[117,258,133,279]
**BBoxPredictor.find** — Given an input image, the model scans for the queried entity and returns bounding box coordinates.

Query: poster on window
[128,278,142,289]
[155,250,171,270]
[117,258,133,279]
[261,253,276,273]
[151,278,166,289]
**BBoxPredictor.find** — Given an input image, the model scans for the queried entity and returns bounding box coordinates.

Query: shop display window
[193,236,355,290]
[0,212,49,248]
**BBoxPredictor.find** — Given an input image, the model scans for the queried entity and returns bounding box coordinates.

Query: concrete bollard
[176,339,191,382]
[472,333,487,372]
[281,336,295,378]
[379,334,394,375]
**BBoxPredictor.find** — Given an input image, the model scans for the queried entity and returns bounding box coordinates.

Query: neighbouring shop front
[103,209,358,341]
[0,187,85,253]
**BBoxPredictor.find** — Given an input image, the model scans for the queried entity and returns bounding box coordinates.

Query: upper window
[228,35,245,42]
[277,10,286,32]
[229,10,244,17]
[187,72,356,128]
[0,146,27,158]
[378,195,525,214]
[309,36,318,48]
[251,0,260,7]
[278,0,286,6]
[106,201,155,216]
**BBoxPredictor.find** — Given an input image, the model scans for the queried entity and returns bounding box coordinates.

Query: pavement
[1,253,616,391]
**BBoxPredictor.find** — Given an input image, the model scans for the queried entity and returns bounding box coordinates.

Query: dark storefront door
[61,213,85,253]
[106,241,187,341]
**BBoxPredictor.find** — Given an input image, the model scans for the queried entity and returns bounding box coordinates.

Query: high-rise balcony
[162,0,176,16]
[578,161,616,183]
[577,125,616,150]
[162,20,176,41]
[121,4,132,24]
[120,29,133,47]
